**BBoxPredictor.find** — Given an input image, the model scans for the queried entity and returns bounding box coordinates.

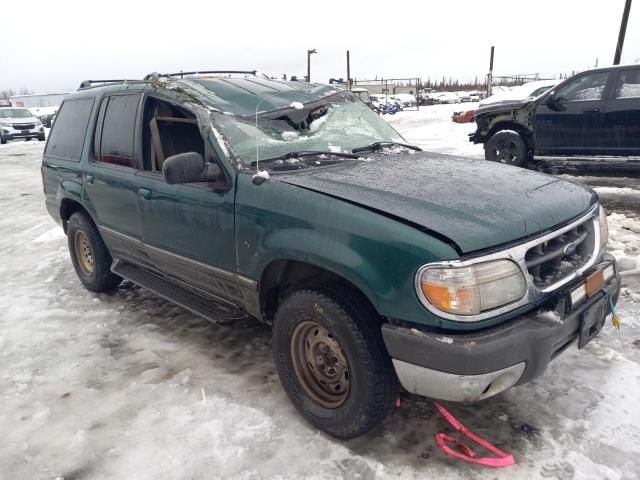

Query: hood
[474,99,531,116]
[276,152,597,254]
[0,115,39,125]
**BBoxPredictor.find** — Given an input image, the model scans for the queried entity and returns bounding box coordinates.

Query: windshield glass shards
[211,91,405,168]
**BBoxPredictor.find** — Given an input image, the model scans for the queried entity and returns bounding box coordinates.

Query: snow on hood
[276,152,597,254]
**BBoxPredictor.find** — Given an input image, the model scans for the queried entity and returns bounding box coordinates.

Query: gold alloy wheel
[74,230,94,275]
[290,320,350,408]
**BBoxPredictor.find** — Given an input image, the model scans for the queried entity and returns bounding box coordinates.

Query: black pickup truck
[471,65,640,168]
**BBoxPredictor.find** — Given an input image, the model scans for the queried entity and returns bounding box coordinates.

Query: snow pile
[289,101,304,110]
[607,212,640,273]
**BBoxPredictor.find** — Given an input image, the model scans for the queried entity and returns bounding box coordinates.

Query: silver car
[0,107,46,144]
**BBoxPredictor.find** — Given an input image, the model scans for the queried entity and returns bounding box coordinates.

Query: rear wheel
[485,130,527,166]
[38,133,45,141]
[0,135,6,144]
[67,212,122,292]
[272,287,397,439]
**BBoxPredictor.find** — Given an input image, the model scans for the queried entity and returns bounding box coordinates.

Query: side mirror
[163,152,205,184]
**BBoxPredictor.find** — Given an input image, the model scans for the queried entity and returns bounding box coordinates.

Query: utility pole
[346,50,351,90]
[487,45,495,97]
[307,48,317,82]
[614,0,632,65]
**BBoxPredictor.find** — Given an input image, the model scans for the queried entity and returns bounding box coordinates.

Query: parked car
[433,92,459,104]
[454,91,473,103]
[451,109,475,123]
[42,72,620,439]
[29,106,59,128]
[471,65,640,166]
[0,107,46,143]
[391,93,417,108]
[468,91,484,102]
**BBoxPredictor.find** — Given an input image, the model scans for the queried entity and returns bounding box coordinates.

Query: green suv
[42,71,620,439]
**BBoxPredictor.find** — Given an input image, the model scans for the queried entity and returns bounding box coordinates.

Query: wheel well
[60,199,93,234]
[259,260,379,322]
[487,122,534,154]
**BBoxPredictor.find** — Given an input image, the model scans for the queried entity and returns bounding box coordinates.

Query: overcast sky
[2,0,639,92]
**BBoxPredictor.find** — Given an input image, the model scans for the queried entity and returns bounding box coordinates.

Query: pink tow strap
[433,401,515,468]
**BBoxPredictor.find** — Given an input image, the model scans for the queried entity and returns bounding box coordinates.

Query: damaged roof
[183,77,339,116]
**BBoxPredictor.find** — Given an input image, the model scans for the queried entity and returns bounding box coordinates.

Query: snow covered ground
[1,108,639,480]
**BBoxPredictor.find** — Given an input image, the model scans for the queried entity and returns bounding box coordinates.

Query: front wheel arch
[259,259,381,323]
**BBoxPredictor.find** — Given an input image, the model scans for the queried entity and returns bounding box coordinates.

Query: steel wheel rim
[290,320,350,408]
[495,140,519,164]
[74,231,94,275]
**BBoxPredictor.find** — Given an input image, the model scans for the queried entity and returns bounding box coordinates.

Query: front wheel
[38,133,45,141]
[484,130,527,166]
[272,287,397,439]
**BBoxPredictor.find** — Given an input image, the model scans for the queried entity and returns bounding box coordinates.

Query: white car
[391,93,417,108]
[480,79,559,107]
[0,107,46,144]
[434,92,460,104]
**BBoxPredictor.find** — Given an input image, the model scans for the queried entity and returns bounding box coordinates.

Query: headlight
[598,205,608,251]
[0,122,11,128]
[417,260,527,318]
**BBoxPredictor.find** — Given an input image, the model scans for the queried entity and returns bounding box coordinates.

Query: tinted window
[555,72,609,102]
[615,69,640,99]
[96,94,139,168]
[44,98,93,161]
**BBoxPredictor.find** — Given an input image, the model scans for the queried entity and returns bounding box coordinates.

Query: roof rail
[144,70,259,80]
[78,79,139,90]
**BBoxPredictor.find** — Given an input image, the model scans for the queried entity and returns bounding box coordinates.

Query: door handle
[85,174,94,184]
[583,107,600,113]
[138,188,152,200]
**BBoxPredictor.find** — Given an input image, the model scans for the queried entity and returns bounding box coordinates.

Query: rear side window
[94,94,139,168]
[615,69,640,99]
[44,98,93,161]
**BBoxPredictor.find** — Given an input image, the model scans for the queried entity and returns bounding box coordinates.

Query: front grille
[13,123,34,130]
[525,217,596,289]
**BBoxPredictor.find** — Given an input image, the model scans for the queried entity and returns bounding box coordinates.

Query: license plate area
[578,296,608,349]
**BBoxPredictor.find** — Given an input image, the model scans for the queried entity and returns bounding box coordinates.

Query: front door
[605,67,640,155]
[534,71,611,156]
[134,96,239,304]
[82,93,146,262]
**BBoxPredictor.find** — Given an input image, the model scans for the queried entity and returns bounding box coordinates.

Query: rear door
[604,67,640,155]
[535,70,611,155]
[82,93,146,262]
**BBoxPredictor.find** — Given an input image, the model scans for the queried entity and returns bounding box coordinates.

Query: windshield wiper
[351,142,422,153]
[250,150,359,166]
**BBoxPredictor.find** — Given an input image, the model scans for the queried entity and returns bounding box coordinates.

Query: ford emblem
[563,242,576,256]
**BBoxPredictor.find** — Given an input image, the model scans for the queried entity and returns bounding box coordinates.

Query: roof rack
[144,70,259,80]
[78,79,139,90]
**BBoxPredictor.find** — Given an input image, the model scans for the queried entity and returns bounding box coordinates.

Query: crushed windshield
[0,109,33,119]
[211,92,405,166]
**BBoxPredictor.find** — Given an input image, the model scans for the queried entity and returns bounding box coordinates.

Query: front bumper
[383,257,621,402]
[1,127,44,139]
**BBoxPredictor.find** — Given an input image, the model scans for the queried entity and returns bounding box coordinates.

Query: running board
[536,155,640,164]
[112,260,248,324]
[533,156,640,174]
